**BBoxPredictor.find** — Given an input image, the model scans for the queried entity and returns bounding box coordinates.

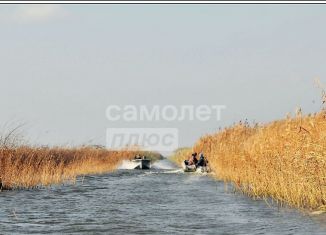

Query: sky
[0,4,326,149]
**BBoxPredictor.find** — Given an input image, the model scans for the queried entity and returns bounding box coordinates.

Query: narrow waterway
[0,160,325,234]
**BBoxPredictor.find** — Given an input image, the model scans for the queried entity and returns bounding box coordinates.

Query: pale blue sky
[0,4,325,147]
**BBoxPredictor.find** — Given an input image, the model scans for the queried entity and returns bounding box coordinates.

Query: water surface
[0,160,325,234]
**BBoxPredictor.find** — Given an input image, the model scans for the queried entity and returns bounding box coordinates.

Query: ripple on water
[0,165,325,235]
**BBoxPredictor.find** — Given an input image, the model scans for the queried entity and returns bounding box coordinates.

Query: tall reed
[0,145,161,189]
[171,111,326,211]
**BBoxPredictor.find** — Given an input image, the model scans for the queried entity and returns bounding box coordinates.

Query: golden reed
[0,146,156,189]
[172,111,326,211]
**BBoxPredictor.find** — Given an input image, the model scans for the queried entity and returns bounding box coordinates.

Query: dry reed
[171,111,326,211]
[0,145,161,189]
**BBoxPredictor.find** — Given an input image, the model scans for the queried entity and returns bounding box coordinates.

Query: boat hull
[183,164,197,172]
[182,163,210,173]
[132,159,151,169]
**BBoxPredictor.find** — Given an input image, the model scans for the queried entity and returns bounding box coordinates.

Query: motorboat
[182,161,210,173]
[131,158,151,169]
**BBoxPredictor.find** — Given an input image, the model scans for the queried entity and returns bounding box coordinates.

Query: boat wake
[118,160,139,170]
[152,159,178,170]
[118,159,179,173]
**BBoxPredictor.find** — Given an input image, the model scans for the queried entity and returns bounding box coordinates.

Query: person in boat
[184,152,198,166]
[196,152,208,167]
[189,152,198,165]
[134,154,142,160]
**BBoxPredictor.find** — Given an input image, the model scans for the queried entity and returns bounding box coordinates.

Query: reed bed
[171,111,326,211]
[170,147,192,167]
[0,146,160,190]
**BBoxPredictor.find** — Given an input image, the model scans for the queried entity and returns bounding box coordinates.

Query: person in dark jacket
[197,152,208,167]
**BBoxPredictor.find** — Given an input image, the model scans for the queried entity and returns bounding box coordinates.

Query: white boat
[131,159,151,169]
[182,162,210,173]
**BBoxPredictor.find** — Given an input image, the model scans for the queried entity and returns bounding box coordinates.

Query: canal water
[0,160,325,234]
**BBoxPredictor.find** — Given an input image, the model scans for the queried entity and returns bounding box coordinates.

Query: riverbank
[0,146,162,189]
[171,111,326,211]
